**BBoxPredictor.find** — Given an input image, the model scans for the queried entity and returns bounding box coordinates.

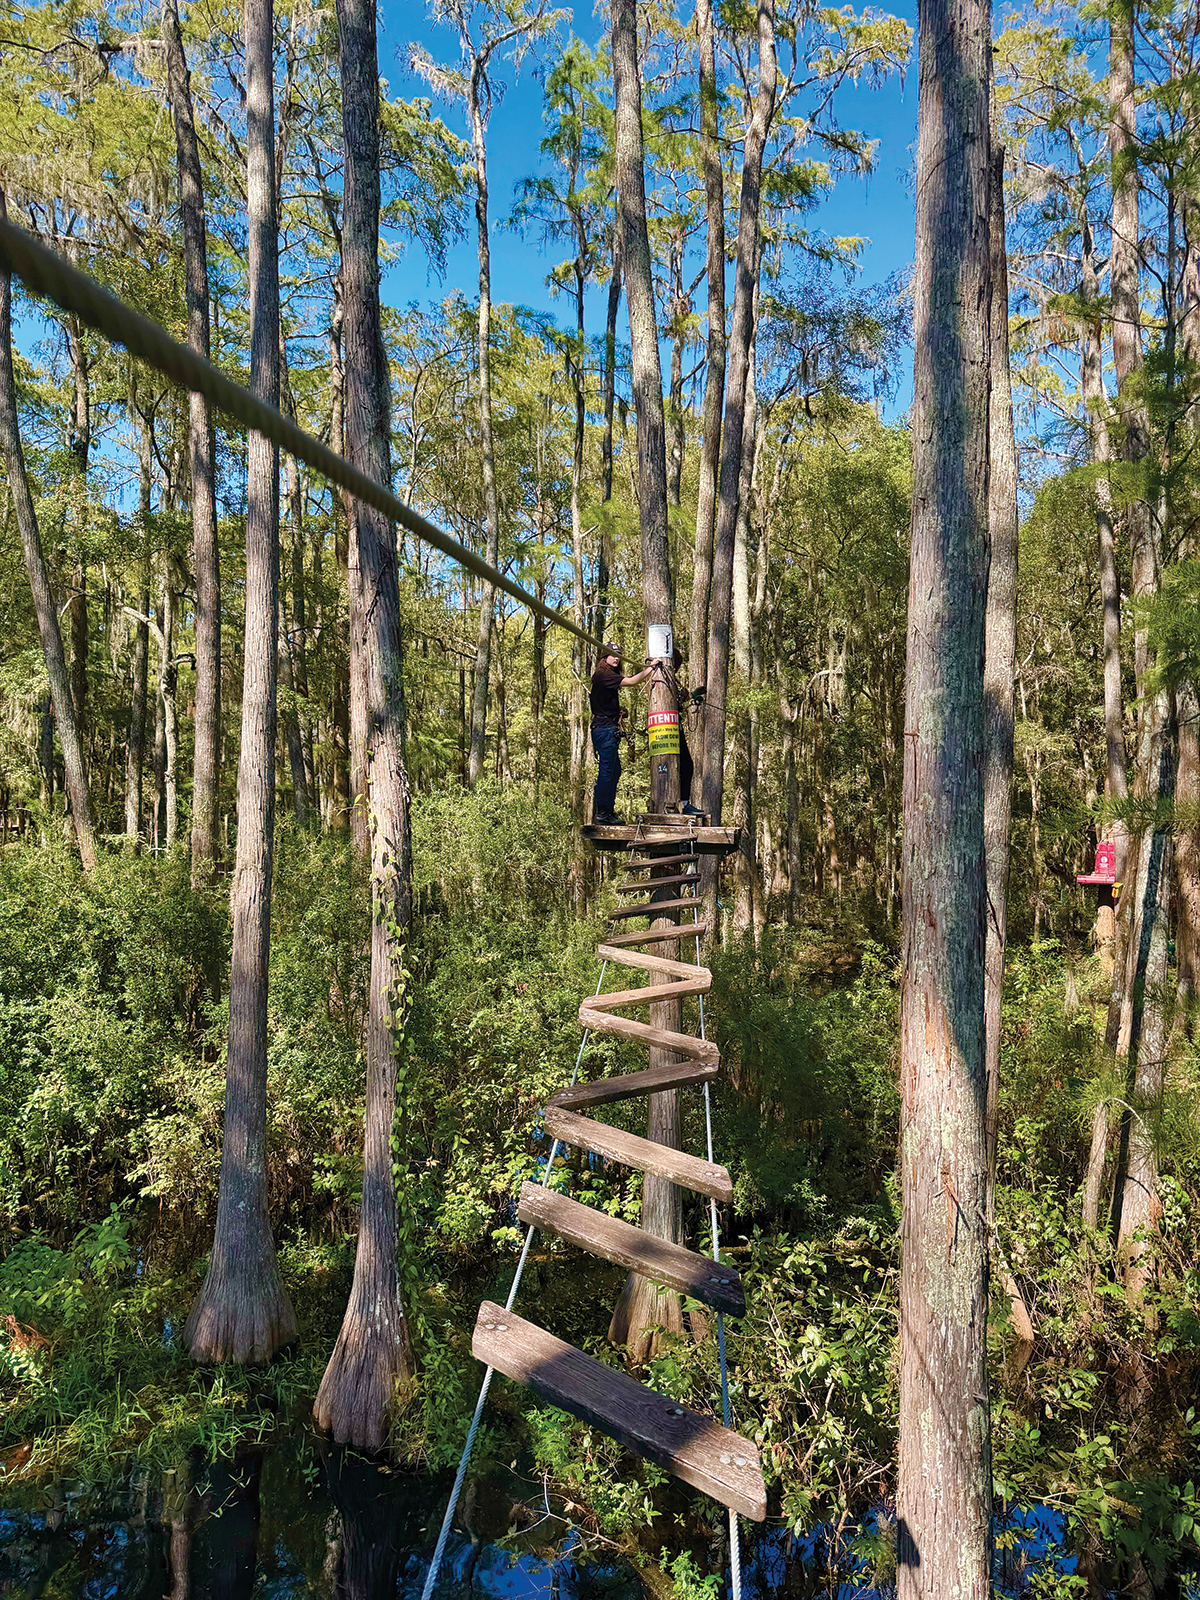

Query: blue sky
[387,0,919,399]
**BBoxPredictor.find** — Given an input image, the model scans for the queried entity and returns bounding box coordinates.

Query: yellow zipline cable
[0,215,605,654]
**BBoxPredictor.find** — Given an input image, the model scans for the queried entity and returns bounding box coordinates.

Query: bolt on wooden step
[543,1106,733,1200]
[549,1056,718,1111]
[472,1302,765,1519]
[517,1183,745,1314]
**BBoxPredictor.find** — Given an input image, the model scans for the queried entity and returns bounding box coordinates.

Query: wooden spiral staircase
[470,818,766,1523]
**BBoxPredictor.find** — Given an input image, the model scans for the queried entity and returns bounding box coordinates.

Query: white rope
[421,851,643,1600]
[697,946,743,1600]
[422,841,744,1600]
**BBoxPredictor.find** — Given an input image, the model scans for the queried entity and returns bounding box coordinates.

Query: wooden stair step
[549,1056,718,1111]
[578,1004,720,1065]
[543,1107,733,1201]
[625,853,699,871]
[587,977,710,1011]
[596,943,708,979]
[472,1302,765,1519]
[582,825,742,853]
[611,896,701,919]
[601,922,712,949]
[517,1183,745,1315]
[619,872,698,894]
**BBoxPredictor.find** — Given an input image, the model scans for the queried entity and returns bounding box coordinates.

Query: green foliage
[525,1403,668,1539]
[709,932,899,1227]
[658,1547,721,1600]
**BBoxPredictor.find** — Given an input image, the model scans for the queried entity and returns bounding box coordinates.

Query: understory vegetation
[0,792,1196,1592]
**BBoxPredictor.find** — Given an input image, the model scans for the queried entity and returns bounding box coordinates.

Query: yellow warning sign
[647,710,680,756]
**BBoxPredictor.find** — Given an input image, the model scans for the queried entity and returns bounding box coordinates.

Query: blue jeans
[591,724,622,818]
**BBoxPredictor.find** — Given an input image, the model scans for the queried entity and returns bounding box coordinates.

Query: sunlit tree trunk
[163,0,221,887]
[597,226,621,642]
[185,0,297,1364]
[895,0,992,1587]
[466,62,501,789]
[1105,0,1171,1300]
[330,291,352,830]
[315,0,416,1445]
[702,0,775,840]
[0,192,97,873]
[608,0,684,1360]
[159,562,178,849]
[983,141,1018,1210]
[1106,0,1152,1049]
[66,319,90,757]
[983,141,1033,1348]
[125,369,151,847]
[690,0,725,682]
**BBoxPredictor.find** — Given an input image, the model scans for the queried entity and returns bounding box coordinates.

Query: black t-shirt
[590,665,624,726]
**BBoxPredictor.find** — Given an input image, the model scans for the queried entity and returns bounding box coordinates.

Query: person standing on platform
[590,643,652,824]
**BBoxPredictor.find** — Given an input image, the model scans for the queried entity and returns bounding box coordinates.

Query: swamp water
[0,1431,1127,1598]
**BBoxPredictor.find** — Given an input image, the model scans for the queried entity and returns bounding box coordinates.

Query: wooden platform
[473,1302,765,1519]
[583,822,742,853]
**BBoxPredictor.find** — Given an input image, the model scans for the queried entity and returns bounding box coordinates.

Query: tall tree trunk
[1106,0,1152,1052]
[287,454,315,802]
[1082,216,1126,965]
[597,226,621,642]
[126,370,151,846]
[1113,693,1175,1296]
[689,0,725,683]
[1176,681,1200,1020]
[164,0,221,888]
[66,320,90,755]
[983,142,1018,1211]
[567,284,589,891]
[613,0,675,808]
[0,193,97,873]
[1105,0,1172,1301]
[609,0,685,1358]
[330,291,352,830]
[731,304,759,680]
[315,0,415,1444]
[185,0,297,1364]
[666,232,686,508]
[277,414,311,827]
[1081,216,1125,1223]
[349,516,369,854]
[983,141,1032,1347]
[160,562,179,849]
[1175,217,1200,1021]
[466,65,501,789]
[895,0,992,1588]
[701,0,775,839]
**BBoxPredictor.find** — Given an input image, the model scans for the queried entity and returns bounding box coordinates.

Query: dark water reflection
[0,1436,646,1600]
[0,1435,1161,1599]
